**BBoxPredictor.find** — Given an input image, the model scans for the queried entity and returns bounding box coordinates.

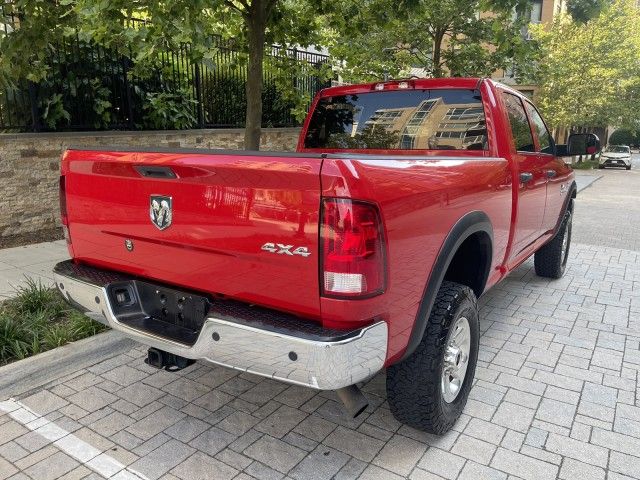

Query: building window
[530,0,543,23]
[444,107,484,121]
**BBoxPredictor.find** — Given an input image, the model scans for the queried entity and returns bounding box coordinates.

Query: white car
[599,145,632,170]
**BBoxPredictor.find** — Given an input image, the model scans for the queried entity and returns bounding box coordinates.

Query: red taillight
[320,198,386,298]
[59,175,70,243]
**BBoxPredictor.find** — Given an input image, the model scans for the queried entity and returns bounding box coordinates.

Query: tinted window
[304,89,487,150]
[524,102,553,154]
[502,93,535,152]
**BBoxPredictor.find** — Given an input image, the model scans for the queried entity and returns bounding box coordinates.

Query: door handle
[546,170,557,178]
[519,172,533,183]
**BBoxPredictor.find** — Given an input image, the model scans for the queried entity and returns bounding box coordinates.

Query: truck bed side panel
[320,156,513,363]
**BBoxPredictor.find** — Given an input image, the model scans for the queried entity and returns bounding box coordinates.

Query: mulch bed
[0,228,64,249]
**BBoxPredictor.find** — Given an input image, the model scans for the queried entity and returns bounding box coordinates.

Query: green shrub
[572,160,598,170]
[609,129,640,146]
[143,88,198,130]
[0,278,107,365]
[11,278,61,315]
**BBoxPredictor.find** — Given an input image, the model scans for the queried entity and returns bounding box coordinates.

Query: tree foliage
[319,0,533,83]
[0,0,75,87]
[609,128,640,146]
[1,1,330,142]
[530,0,640,129]
[71,0,332,149]
[566,0,610,22]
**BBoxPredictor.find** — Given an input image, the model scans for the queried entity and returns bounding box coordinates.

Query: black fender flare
[548,180,577,239]
[399,211,493,362]
[565,180,577,213]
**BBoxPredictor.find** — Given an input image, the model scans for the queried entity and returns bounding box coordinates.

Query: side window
[524,102,554,154]
[502,93,535,152]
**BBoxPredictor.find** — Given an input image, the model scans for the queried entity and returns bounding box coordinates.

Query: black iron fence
[0,11,331,132]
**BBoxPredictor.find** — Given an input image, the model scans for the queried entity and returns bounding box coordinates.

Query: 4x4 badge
[261,242,311,257]
[150,195,172,230]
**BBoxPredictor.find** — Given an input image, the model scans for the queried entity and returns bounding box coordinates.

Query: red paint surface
[61,78,573,365]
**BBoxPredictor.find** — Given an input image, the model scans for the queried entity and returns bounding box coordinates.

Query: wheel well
[442,231,492,297]
[399,211,493,362]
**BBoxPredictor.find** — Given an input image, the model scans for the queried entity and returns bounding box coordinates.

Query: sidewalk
[0,240,69,298]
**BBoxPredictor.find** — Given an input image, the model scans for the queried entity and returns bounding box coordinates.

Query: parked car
[599,145,632,170]
[53,78,599,434]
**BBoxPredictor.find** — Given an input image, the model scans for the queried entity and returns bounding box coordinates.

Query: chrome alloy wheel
[441,316,471,403]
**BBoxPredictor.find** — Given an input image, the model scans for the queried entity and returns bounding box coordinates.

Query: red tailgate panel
[62,149,323,319]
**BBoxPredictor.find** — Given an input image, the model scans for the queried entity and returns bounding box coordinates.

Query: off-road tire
[626,165,632,170]
[534,200,573,279]
[386,281,479,434]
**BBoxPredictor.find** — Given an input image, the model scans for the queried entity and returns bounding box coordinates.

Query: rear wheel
[534,201,573,279]
[386,281,479,434]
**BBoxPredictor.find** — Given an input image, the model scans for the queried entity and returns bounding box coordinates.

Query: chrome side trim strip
[325,153,507,162]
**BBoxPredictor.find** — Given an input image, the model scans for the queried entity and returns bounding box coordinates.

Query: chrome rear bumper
[53,261,387,390]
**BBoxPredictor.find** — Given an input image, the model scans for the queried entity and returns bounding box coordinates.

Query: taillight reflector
[59,175,70,243]
[59,175,68,223]
[320,198,386,298]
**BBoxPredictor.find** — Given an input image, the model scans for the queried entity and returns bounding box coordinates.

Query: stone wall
[0,128,300,239]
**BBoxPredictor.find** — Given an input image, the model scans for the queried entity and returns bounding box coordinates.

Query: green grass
[571,160,599,170]
[0,278,108,365]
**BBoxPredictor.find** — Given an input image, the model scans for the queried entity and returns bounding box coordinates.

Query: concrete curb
[0,330,136,399]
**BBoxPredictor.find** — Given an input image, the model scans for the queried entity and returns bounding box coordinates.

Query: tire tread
[534,207,571,279]
[386,281,478,434]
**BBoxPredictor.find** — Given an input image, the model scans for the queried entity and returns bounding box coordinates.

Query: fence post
[292,47,299,97]
[27,81,41,132]
[194,62,204,128]
[121,56,135,129]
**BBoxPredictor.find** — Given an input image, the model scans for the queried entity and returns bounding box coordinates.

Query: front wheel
[534,201,573,279]
[386,281,479,434]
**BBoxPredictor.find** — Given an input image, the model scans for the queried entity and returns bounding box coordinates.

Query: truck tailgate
[62,148,323,318]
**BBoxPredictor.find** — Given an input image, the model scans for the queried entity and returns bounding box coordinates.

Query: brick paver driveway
[1,157,639,480]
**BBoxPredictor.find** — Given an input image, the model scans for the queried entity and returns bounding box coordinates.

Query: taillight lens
[59,175,70,243]
[321,198,386,298]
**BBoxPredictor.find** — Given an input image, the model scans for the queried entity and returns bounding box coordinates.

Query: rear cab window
[303,89,488,151]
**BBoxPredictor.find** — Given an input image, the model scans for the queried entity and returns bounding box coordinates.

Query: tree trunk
[244,2,268,150]
[432,29,445,78]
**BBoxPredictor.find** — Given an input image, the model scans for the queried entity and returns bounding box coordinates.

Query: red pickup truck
[54,78,599,434]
